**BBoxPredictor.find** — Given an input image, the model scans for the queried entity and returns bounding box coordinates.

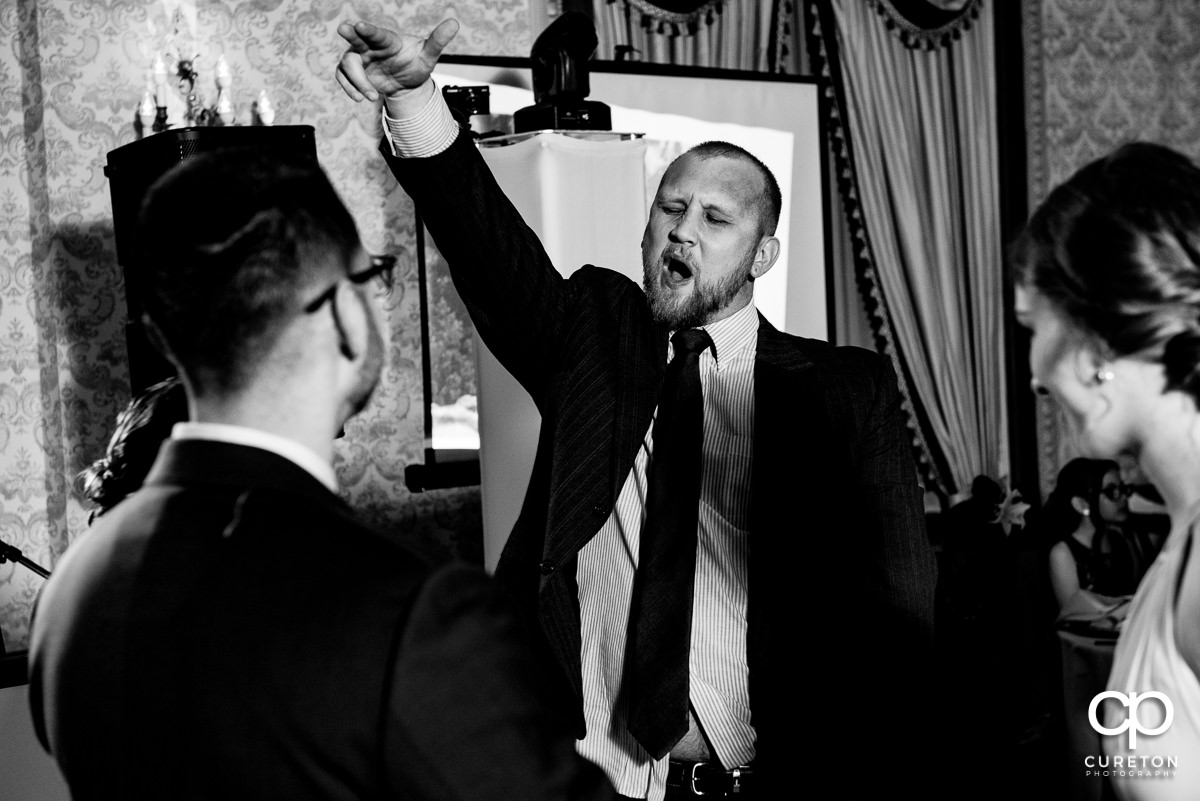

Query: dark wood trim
[994,1,1037,499]
[440,53,824,87]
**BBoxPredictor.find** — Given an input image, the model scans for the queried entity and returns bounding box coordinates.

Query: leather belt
[665,760,753,798]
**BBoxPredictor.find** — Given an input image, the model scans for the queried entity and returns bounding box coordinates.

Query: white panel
[476,135,647,571]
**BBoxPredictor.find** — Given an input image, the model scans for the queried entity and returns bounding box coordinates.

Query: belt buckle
[688,762,709,796]
[688,763,747,797]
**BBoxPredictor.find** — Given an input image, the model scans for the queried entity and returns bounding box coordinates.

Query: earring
[1030,377,1049,396]
[1094,367,1114,384]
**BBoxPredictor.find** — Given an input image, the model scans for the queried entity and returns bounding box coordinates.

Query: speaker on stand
[104,125,318,394]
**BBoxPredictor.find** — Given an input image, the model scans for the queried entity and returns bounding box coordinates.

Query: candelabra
[139,53,263,137]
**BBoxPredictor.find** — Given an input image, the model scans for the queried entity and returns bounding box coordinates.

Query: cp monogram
[1089,691,1174,749]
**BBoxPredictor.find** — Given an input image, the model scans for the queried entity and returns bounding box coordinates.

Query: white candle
[216,55,231,89]
[152,55,167,106]
[138,89,156,132]
[216,89,234,125]
[256,90,274,125]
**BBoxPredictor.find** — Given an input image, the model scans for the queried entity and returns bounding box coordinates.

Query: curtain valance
[867,0,982,50]
[620,0,723,36]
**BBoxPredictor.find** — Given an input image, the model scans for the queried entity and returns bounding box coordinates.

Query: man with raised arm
[337,18,939,800]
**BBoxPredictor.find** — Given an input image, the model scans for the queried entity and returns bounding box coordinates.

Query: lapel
[750,315,831,570]
[611,319,669,500]
[541,311,667,564]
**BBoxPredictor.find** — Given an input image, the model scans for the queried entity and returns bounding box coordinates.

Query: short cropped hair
[134,148,360,395]
[684,141,782,239]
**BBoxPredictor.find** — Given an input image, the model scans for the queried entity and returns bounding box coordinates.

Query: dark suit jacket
[28,439,612,801]
[385,130,939,792]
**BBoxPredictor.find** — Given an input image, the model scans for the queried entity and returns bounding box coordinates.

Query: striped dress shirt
[577,302,758,800]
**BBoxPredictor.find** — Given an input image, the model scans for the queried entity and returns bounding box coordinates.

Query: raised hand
[335,19,459,103]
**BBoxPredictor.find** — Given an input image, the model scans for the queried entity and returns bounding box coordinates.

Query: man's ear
[143,315,169,357]
[143,315,186,374]
[330,282,369,363]
[748,235,781,281]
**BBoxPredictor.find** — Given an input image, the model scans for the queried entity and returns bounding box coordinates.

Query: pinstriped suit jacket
[384,131,938,788]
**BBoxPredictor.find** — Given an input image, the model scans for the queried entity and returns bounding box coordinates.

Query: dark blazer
[385,130,938,792]
[28,439,612,801]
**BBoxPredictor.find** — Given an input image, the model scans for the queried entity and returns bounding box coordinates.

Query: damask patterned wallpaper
[1023,0,1200,498]
[0,0,534,652]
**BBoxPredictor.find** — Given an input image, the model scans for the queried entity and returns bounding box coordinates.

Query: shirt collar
[171,422,338,492]
[671,301,759,370]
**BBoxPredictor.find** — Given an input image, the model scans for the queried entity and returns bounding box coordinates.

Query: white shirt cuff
[381,82,460,158]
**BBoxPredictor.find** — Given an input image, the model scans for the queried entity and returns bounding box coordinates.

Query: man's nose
[669,208,699,244]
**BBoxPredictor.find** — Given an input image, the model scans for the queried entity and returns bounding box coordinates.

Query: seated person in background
[1119,458,1171,553]
[28,148,613,801]
[938,475,1009,629]
[1044,457,1154,608]
[78,375,186,522]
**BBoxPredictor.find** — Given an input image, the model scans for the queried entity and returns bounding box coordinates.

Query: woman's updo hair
[1012,142,1200,403]
[78,376,187,521]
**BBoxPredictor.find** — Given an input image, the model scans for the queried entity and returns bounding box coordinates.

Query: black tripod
[0,539,50,579]
[0,539,49,657]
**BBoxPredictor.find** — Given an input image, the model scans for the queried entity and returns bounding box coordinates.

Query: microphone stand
[0,539,50,579]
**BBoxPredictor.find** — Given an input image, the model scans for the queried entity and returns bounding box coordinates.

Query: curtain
[806,0,1006,501]
[592,0,792,71]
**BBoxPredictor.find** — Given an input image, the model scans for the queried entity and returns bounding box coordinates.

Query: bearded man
[338,19,939,801]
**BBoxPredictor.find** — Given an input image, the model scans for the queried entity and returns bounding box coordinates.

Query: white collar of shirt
[670,300,759,370]
[171,422,339,492]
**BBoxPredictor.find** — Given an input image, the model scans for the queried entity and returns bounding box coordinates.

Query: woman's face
[1015,285,1127,458]
[1096,468,1131,523]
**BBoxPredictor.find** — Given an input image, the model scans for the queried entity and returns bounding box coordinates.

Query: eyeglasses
[1100,483,1133,501]
[304,254,397,313]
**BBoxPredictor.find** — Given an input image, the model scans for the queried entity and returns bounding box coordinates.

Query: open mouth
[664,256,694,286]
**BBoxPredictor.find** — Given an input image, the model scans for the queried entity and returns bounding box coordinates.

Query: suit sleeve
[381,564,614,801]
[381,132,582,406]
[849,354,944,790]
[854,354,937,642]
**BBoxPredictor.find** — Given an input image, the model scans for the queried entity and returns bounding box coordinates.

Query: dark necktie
[627,327,713,760]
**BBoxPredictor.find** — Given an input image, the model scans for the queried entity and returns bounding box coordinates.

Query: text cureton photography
[1084,691,1180,782]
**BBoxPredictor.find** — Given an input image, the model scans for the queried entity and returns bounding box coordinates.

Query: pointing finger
[351,20,393,51]
[337,21,368,52]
